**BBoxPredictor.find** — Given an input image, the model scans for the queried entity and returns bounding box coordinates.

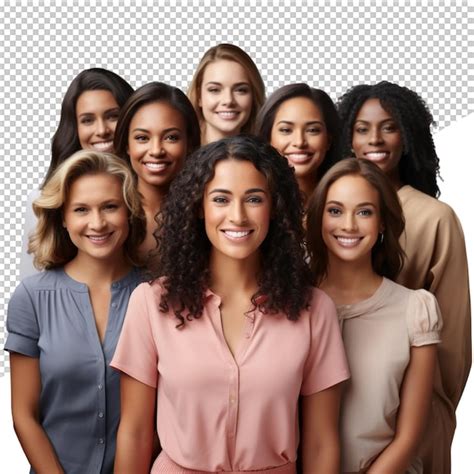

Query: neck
[322,255,381,305]
[297,175,318,208]
[387,168,403,191]
[64,251,131,287]
[208,251,260,301]
[202,124,238,146]
[138,179,166,216]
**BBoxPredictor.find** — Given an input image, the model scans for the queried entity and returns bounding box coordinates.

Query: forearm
[367,436,415,473]
[13,415,64,474]
[303,440,339,474]
[114,427,154,473]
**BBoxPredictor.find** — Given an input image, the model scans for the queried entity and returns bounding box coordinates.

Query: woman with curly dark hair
[306,158,442,473]
[337,81,470,473]
[111,135,349,473]
[256,83,340,205]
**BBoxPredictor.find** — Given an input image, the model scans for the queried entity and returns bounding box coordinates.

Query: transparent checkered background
[0,1,473,374]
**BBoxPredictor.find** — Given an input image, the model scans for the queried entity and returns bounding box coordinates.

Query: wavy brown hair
[148,135,313,328]
[306,158,405,285]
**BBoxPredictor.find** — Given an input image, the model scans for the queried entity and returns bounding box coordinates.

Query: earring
[379,232,384,243]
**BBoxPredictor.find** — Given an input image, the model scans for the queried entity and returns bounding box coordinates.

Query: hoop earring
[379,232,384,243]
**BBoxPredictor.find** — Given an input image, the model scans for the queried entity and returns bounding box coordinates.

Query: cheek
[77,125,88,147]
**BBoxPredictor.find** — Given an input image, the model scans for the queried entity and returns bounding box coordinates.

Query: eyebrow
[131,127,182,133]
[276,120,324,126]
[204,81,250,87]
[78,107,119,118]
[326,200,376,207]
[354,118,395,124]
[208,188,267,195]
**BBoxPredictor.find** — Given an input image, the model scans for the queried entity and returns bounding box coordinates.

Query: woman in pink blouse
[111,135,349,473]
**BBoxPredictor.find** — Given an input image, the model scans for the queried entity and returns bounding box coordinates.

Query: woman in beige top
[337,81,470,473]
[306,159,442,473]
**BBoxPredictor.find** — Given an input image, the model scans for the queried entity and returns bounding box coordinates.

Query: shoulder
[14,268,65,293]
[308,286,337,313]
[306,286,339,328]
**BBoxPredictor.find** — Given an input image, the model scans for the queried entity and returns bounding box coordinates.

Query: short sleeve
[301,289,350,396]
[5,281,40,357]
[111,283,159,388]
[407,289,443,347]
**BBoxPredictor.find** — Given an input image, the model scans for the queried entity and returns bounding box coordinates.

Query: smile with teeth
[222,229,253,240]
[364,151,389,162]
[217,111,240,120]
[285,153,313,164]
[335,236,362,247]
[92,141,113,151]
[144,162,169,172]
[87,232,113,243]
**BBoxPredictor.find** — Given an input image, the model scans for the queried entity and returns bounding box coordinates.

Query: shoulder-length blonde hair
[306,158,405,285]
[29,150,146,270]
[188,43,265,135]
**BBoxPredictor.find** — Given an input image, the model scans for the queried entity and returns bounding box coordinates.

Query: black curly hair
[148,135,313,328]
[337,81,440,197]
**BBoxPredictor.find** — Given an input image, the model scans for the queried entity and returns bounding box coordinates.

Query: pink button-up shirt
[111,281,349,472]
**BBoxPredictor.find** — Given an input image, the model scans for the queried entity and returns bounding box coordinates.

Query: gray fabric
[5,267,141,474]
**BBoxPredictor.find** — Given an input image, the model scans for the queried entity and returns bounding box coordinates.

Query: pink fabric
[111,281,349,472]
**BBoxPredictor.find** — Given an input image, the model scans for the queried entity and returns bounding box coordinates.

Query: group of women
[5,43,470,473]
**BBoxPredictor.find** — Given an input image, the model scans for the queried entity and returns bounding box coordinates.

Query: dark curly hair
[337,81,440,197]
[256,83,340,178]
[148,135,313,328]
[306,158,405,285]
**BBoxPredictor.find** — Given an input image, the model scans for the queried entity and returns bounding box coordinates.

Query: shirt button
[111,302,117,308]
[98,411,104,418]
[98,384,103,390]
[230,397,235,403]
[98,438,104,444]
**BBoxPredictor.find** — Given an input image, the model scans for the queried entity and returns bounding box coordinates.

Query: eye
[107,111,120,122]
[354,126,368,134]
[246,195,263,204]
[80,117,94,125]
[235,86,250,94]
[73,207,88,213]
[327,207,342,216]
[307,127,322,135]
[277,127,291,134]
[382,123,398,133]
[165,133,181,142]
[212,196,229,204]
[357,208,373,217]
[134,134,148,143]
[207,87,220,94]
[103,203,119,212]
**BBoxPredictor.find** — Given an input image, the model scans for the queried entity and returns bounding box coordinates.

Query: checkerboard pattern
[0,1,473,374]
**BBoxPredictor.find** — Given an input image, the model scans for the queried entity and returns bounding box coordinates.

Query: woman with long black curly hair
[111,135,349,473]
[337,81,471,473]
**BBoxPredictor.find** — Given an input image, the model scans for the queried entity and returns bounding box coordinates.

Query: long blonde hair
[188,44,265,135]
[29,150,146,269]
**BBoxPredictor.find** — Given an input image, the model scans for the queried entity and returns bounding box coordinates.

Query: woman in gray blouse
[6,150,146,473]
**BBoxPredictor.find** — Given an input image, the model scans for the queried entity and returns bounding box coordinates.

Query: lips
[285,152,314,165]
[91,141,114,152]
[364,151,389,162]
[221,229,253,240]
[143,161,169,172]
[87,232,113,244]
[335,236,362,247]
[217,111,240,120]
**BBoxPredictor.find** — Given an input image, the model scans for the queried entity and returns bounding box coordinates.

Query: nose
[221,88,236,107]
[342,212,357,231]
[292,129,307,148]
[90,210,106,230]
[149,138,165,158]
[368,127,383,145]
[96,118,111,138]
[229,201,247,225]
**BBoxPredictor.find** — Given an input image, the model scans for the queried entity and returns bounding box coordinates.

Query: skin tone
[199,60,252,144]
[10,173,131,474]
[270,96,330,202]
[319,174,436,473]
[76,90,120,153]
[114,160,342,472]
[352,98,404,190]
[127,101,188,255]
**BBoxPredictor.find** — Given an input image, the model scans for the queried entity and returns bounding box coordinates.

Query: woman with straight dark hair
[114,81,200,258]
[111,136,349,473]
[306,158,442,473]
[337,81,470,473]
[20,68,134,278]
[256,83,339,205]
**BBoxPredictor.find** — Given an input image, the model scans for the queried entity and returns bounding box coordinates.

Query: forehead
[202,59,249,84]
[129,101,185,130]
[76,89,118,112]
[67,173,123,202]
[274,96,323,122]
[206,159,269,191]
[355,98,393,122]
[326,174,379,205]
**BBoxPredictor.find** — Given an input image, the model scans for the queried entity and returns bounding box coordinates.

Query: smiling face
[270,96,330,181]
[127,101,188,189]
[352,98,404,181]
[203,159,271,264]
[322,174,383,267]
[76,90,120,153]
[63,173,129,263]
[199,60,253,143]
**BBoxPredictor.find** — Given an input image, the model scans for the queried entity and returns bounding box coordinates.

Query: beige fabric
[338,278,442,473]
[397,185,471,474]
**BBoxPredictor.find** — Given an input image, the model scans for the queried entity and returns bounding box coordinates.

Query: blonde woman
[5,150,146,474]
[188,43,265,144]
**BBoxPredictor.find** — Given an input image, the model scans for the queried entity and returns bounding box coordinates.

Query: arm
[301,383,342,474]
[367,345,437,473]
[114,373,156,474]
[10,353,64,474]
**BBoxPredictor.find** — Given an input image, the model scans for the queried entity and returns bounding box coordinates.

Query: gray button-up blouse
[5,267,141,474]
